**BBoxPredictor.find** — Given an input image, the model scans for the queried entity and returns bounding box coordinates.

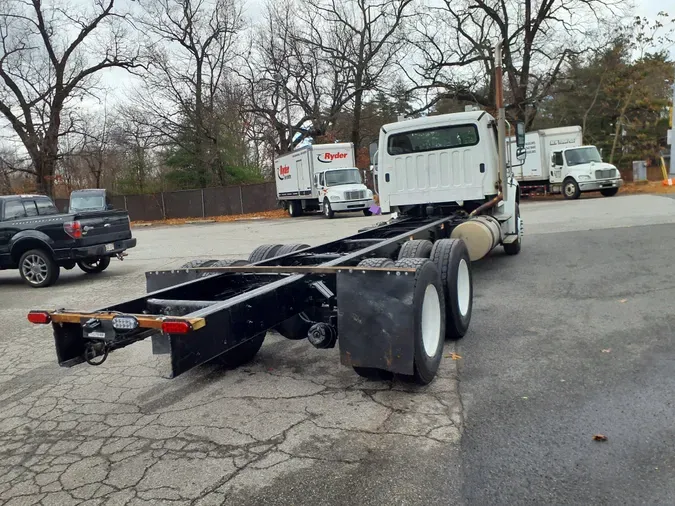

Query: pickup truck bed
[0,194,136,287]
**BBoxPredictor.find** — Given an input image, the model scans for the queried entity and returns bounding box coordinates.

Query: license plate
[105,243,114,252]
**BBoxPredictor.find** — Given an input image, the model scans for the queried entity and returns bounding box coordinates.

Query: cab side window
[35,198,59,215]
[553,152,563,166]
[23,200,38,217]
[3,200,27,220]
[319,173,325,186]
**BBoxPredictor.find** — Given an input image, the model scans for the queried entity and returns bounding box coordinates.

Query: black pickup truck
[0,194,136,287]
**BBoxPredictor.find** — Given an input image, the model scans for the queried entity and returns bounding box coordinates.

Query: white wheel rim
[421,284,442,357]
[565,183,575,196]
[457,259,470,317]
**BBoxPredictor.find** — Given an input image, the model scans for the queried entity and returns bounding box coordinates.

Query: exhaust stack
[494,40,508,203]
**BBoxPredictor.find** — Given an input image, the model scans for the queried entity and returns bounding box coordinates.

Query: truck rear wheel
[19,249,60,288]
[276,243,310,256]
[357,258,395,268]
[78,256,111,274]
[562,178,580,200]
[429,239,473,339]
[249,244,283,263]
[397,239,433,260]
[393,258,446,385]
[288,200,303,217]
[212,333,266,368]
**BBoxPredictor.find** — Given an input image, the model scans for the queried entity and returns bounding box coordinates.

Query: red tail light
[64,221,82,239]
[161,320,193,334]
[27,311,51,324]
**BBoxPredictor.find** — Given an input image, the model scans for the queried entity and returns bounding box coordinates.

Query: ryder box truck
[275,143,375,218]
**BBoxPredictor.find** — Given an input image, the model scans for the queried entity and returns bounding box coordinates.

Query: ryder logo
[317,152,348,164]
[277,165,291,181]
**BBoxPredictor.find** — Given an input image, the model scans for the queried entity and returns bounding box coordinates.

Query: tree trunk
[351,87,363,151]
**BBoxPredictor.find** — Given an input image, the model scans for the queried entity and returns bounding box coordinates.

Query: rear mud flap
[337,269,416,375]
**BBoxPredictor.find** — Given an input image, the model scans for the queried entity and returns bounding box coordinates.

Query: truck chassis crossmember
[30,215,474,384]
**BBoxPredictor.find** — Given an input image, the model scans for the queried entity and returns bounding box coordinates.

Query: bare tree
[0,0,144,195]
[297,0,414,148]
[131,0,244,187]
[407,0,625,126]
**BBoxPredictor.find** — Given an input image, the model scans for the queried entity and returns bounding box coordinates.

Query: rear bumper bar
[55,238,137,260]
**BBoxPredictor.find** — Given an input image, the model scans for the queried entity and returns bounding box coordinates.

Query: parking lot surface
[1,194,674,505]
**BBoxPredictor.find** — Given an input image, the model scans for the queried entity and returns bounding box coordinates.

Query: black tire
[19,249,60,288]
[392,258,446,385]
[248,244,283,263]
[562,178,580,200]
[429,239,473,339]
[600,187,619,197]
[211,333,266,368]
[77,256,111,274]
[323,199,334,219]
[503,203,522,256]
[363,208,373,216]
[180,259,218,269]
[353,367,393,381]
[397,239,433,260]
[276,243,310,256]
[289,200,303,217]
[357,258,395,268]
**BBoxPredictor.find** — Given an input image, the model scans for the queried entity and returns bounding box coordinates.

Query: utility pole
[669,81,674,175]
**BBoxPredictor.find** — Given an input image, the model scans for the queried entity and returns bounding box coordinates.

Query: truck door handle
[385,173,390,183]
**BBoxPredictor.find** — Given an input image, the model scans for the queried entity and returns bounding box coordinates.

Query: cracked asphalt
[1,193,674,505]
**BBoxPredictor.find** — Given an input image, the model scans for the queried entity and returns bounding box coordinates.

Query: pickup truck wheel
[77,256,111,274]
[398,239,433,260]
[19,249,59,288]
[562,178,580,200]
[429,239,473,339]
[392,258,446,385]
[212,333,266,368]
[323,199,334,219]
[600,187,619,197]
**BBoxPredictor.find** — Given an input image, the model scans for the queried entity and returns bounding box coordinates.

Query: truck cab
[551,145,623,199]
[314,167,375,218]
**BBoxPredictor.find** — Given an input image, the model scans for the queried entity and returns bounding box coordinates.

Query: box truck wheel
[323,199,334,219]
[248,244,283,263]
[562,178,580,200]
[429,239,473,339]
[289,200,303,217]
[600,188,619,197]
[392,258,446,385]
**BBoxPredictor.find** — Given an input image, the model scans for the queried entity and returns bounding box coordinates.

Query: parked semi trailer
[27,43,526,385]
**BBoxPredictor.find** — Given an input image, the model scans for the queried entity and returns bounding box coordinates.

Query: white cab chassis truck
[509,126,623,199]
[275,142,375,218]
[29,42,526,388]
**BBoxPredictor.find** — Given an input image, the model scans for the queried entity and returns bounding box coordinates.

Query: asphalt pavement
[459,200,675,505]
[0,193,674,505]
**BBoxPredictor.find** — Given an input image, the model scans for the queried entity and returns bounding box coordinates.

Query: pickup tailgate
[74,211,132,247]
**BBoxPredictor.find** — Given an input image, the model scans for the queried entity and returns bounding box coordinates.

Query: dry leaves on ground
[593,434,608,442]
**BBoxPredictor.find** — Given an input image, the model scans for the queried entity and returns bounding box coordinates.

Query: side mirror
[369,141,378,164]
[516,147,526,161]
[515,122,526,149]
[106,204,113,210]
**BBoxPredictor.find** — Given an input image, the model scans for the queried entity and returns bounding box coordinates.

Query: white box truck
[509,126,623,199]
[275,142,375,218]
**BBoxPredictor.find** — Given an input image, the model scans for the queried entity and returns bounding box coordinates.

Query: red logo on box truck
[317,152,348,163]
[277,165,291,180]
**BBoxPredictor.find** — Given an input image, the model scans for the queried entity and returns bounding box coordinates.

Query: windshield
[324,168,362,186]
[565,146,602,166]
[70,195,105,211]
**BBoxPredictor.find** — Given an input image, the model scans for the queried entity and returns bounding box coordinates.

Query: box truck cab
[551,145,622,199]
[315,166,374,218]
[509,126,623,199]
[275,142,375,218]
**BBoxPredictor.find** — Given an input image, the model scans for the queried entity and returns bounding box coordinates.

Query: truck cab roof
[381,110,493,134]
[0,194,49,200]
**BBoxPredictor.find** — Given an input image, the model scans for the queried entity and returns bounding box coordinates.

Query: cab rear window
[388,124,479,155]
